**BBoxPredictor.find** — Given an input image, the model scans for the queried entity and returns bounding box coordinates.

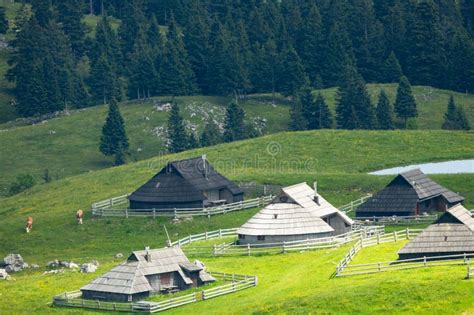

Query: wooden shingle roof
[398,204,474,256]
[128,157,243,203]
[81,248,214,295]
[237,182,352,236]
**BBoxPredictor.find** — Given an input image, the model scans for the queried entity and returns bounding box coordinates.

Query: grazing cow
[25,216,33,233]
[76,209,84,225]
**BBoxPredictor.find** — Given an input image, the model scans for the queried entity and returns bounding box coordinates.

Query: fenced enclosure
[339,253,474,277]
[354,214,438,225]
[338,194,372,213]
[91,195,273,218]
[335,228,423,277]
[52,272,257,313]
[172,226,385,257]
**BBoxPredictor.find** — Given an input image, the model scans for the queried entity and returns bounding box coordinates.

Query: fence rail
[335,228,422,277]
[338,194,372,213]
[53,272,257,313]
[354,214,438,225]
[91,195,273,219]
[340,253,474,277]
[174,226,385,257]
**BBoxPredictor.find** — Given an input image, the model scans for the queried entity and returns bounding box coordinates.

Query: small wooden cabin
[81,247,215,302]
[237,183,353,245]
[128,156,244,210]
[356,169,464,218]
[398,204,474,260]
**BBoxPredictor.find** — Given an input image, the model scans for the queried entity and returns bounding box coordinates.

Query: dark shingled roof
[398,204,474,256]
[356,169,464,214]
[128,157,243,203]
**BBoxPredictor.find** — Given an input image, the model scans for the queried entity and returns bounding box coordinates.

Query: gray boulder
[0,268,8,279]
[47,260,60,268]
[59,261,70,268]
[80,263,97,273]
[31,264,40,269]
[69,262,79,269]
[115,253,123,259]
[3,254,24,266]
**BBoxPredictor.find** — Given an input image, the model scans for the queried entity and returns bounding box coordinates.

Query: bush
[8,174,36,196]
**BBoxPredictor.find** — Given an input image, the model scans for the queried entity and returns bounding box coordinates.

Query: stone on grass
[115,253,123,259]
[80,263,97,273]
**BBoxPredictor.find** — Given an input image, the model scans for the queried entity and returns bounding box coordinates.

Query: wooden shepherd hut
[237,182,353,245]
[398,204,474,260]
[356,169,464,218]
[81,247,215,302]
[128,156,244,210]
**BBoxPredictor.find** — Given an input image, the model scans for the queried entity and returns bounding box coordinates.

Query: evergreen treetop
[99,98,129,165]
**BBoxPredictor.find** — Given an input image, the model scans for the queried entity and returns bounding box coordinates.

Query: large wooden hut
[356,169,464,218]
[237,183,353,245]
[128,156,244,210]
[81,247,215,302]
[398,204,474,260]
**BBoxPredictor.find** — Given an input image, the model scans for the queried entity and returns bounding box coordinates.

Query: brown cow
[76,209,84,225]
[25,216,33,233]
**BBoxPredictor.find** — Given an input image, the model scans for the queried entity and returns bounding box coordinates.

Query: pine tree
[299,4,324,86]
[382,52,403,83]
[100,98,129,166]
[376,89,394,130]
[160,15,197,95]
[456,106,471,131]
[394,75,417,128]
[314,92,334,129]
[223,101,246,142]
[167,101,189,153]
[289,101,307,131]
[89,53,121,104]
[30,0,53,27]
[187,133,199,149]
[336,66,375,129]
[0,7,8,34]
[56,0,86,58]
[277,45,308,97]
[442,96,458,130]
[200,120,222,147]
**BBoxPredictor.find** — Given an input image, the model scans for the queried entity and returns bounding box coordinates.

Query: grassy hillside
[0,130,473,314]
[1,85,473,193]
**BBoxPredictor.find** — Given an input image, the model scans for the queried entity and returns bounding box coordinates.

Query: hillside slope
[1,84,472,193]
[0,130,473,314]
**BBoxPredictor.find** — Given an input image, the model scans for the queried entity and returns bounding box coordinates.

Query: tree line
[6,0,474,117]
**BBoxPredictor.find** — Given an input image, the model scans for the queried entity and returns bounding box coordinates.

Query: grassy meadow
[0,129,473,313]
[0,86,473,193]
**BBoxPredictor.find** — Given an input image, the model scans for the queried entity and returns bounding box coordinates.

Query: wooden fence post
[125,209,128,219]
[247,244,251,256]
[394,231,398,242]
[423,256,427,266]
[205,231,208,240]
[406,228,409,240]
[377,233,380,244]
[213,244,217,256]
[152,208,156,219]
[282,241,286,254]
[219,229,222,237]
[174,208,177,220]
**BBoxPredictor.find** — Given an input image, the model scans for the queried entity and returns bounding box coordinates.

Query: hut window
[257,235,265,241]
[238,234,245,239]
[273,214,278,219]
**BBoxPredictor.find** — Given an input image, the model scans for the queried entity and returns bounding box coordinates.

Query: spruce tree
[277,45,308,97]
[314,92,334,129]
[298,86,313,129]
[456,106,471,131]
[394,76,417,128]
[188,133,199,149]
[56,0,86,58]
[0,8,8,34]
[100,98,129,166]
[167,101,189,153]
[200,120,222,147]
[223,101,246,142]
[382,52,403,83]
[442,96,458,130]
[299,4,324,86]
[376,89,394,130]
[289,101,307,131]
[89,53,121,104]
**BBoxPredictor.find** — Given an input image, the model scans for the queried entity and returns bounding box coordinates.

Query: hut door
[415,203,420,215]
[160,273,171,287]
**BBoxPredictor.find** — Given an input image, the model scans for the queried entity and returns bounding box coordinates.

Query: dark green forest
[4,0,474,118]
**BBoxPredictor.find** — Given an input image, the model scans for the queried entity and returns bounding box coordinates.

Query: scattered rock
[183,216,193,222]
[171,218,181,224]
[42,269,64,276]
[115,253,123,259]
[80,263,97,273]
[154,103,172,112]
[2,254,28,273]
[47,260,60,268]
[59,261,70,268]
[0,269,9,280]
[69,262,79,269]
[91,260,99,267]
[30,264,40,269]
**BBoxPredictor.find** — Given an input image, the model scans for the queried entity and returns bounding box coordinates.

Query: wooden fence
[335,228,423,277]
[174,226,385,257]
[354,214,438,225]
[339,253,474,277]
[53,272,257,313]
[467,264,474,279]
[91,195,273,219]
[338,194,372,213]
